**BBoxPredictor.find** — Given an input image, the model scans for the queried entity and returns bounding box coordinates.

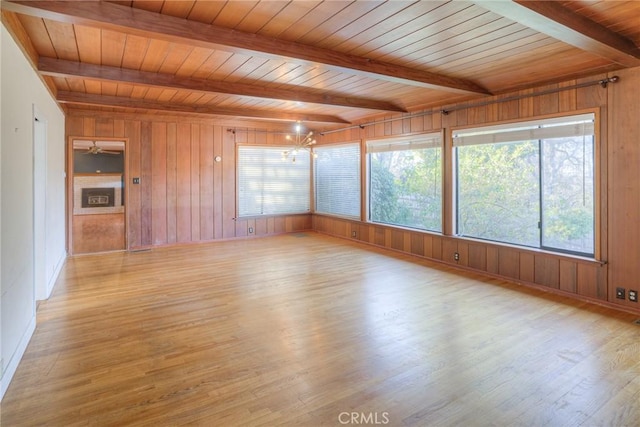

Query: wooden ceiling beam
[476,0,640,67]
[38,57,407,113]
[56,91,351,124]
[2,0,491,95]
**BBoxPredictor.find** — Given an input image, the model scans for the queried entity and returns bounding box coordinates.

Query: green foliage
[370,149,441,232]
[545,207,593,242]
[369,134,594,255]
[457,137,594,254]
[370,157,406,223]
[458,141,540,246]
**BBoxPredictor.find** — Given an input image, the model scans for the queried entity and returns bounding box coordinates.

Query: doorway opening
[68,138,127,254]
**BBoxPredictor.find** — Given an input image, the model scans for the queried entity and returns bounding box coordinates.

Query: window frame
[452,110,600,260]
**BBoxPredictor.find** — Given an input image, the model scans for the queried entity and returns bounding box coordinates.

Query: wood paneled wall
[64,69,640,313]
[313,215,608,303]
[316,70,640,313]
[607,67,640,310]
[66,115,311,250]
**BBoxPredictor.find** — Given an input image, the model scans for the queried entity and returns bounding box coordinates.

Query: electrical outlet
[351,231,357,238]
[454,252,460,261]
[629,290,638,302]
[616,287,626,299]
[248,227,254,234]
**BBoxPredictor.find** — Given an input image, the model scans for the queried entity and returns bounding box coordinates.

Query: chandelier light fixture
[282,122,317,163]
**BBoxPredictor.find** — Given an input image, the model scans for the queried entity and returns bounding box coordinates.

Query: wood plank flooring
[2,233,640,426]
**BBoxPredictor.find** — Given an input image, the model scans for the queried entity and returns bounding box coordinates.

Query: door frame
[66,136,130,254]
[33,107,48,299]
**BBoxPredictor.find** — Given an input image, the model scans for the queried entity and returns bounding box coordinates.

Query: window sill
[235,212,311,220]
[455,235,604,266]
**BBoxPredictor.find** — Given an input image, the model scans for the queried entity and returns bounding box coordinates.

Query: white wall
[0,13,3,400]
[1,24,66,399]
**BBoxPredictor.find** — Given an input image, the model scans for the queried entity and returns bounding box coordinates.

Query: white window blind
[453,113,595,146]
[366,132,441,153]
[237,146,310,217]
[314,143,361,218]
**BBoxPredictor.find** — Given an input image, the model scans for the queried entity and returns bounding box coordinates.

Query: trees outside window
[368,134,442,232]
[541,137,594,254]
[454,113,595,256]
[457,141,539,246]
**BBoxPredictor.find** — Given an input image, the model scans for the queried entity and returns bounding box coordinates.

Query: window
[367,133,442,232]
[314,143,361,218]
[454,113,595,256]
[237,146,310,217]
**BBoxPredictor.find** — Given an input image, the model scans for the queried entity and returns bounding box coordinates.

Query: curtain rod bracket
[599,76,619,88]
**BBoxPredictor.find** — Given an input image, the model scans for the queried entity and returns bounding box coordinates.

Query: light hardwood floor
[2,233,640,426]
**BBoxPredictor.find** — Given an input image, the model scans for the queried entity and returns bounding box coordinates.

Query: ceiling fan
[84,141,121,155]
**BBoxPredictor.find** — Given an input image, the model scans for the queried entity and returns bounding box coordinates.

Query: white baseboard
[0,315,36,401]
[46,252,67,299]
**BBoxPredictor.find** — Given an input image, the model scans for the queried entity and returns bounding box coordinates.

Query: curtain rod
[227,128,292,135]
[319,76,619,136]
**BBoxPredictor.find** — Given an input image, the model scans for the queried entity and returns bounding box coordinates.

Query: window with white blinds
[237,146,310,217]
[314,143,361,218]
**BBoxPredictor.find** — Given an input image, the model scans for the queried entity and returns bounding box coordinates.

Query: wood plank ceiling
[2,0,639,128]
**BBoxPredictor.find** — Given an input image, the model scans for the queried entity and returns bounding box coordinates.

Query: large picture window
[314,143,361,218]
[454,113,595,256]
[367,133,442,232]
[237,146,310,217]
